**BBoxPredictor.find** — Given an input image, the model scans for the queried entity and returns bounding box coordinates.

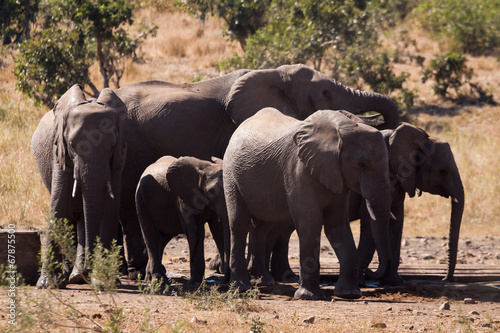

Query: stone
[468,311,479,316]
[439,302,450,310]
[303,316,315,324]
[371,323,387,328]
[463,298,475,304]
[190,317,207,324]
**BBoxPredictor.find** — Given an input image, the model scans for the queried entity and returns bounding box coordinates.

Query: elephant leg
[293,212,325,300]
[270,223,298,283]
[206,215,226,275]
[247,220,275,287]
[183,213,206,285]
[357,207,376,285]
[136,199,168,285]
[227,187,252,291]
[69,212,87,284]
[324,209,362,299]
[120,183,148,280]
[384,200,405,286]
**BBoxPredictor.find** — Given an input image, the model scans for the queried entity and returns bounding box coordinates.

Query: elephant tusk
[72,179,78,198]
[416,188,422,197]
[452,197,459,204]
[107,181,115,199]
[390,212,397,220]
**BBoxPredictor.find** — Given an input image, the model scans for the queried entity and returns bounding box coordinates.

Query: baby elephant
[135,156,228,285]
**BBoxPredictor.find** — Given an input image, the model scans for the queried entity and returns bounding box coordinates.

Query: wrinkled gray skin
[353,122,465,284]
[32,85,127,288]
[224,108,393,300]
[33,64,400,279]
[264,122,465,286]
[135,156,228,286]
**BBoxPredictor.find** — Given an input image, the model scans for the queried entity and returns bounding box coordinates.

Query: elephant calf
[224,108,394,300]
[135,156,228,285]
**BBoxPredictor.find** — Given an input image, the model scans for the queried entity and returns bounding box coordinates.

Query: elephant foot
[250,273,275,287]
[229,276,251,292]
[334,279,362,299]
[68,266,88,284]
[68,272,87,284]
[208,254,223,274]
[36,274,68,289]
[294,285,327,301]
[128,265,147,281]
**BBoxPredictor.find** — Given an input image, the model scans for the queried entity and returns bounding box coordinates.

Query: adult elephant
[354,122,465,283]
[110,64,401,278]
[32,85,127,288]
[224,108,394,300]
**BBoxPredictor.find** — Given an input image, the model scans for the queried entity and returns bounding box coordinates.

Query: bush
[421,53,473,98]
[416,0,500,55]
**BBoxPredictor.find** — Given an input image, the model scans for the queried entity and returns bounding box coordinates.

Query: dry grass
[1,8,499,242]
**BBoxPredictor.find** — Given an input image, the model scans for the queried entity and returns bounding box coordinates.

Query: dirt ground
[2,234,500,332]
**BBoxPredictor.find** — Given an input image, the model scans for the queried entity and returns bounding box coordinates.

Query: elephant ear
[293,111,345,193]
[226,69,287,126]
[97,88,128,172]
[389,122,430,197]
[166,157,207,212]
[53,84,87,170]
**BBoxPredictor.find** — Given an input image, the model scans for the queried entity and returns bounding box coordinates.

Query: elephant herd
[31,64,464,300]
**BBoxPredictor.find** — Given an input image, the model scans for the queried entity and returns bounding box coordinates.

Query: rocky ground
[2,234,500,332]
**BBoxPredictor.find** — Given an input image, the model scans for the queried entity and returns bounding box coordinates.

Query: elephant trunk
[333,83,400,130]
[443,176,465,282]
[79,165,110,269]
[361,180,393,280]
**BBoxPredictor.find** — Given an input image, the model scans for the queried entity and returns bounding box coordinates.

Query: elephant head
[51,84,127,268]
[226,64,400,129]
[388,122,464,281]
[294,111,394,280]
[166,156,228,275]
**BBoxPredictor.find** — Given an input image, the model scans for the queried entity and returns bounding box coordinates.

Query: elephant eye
[322,90,331,98]
[358,161,367,169]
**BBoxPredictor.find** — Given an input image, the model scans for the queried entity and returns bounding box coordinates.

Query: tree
[0,0,39,45]
[14,0,156,106]
[177,0,271,50]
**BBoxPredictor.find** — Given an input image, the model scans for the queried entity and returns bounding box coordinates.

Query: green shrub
[421,53,473,98]
[416,0,500,55]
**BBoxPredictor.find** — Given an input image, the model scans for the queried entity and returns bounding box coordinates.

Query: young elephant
[135,156,228,285]
[354,122,464,283]
[224,108,394,300]
[265,122,464,286]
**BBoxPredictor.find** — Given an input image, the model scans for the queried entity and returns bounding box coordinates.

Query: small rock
[463,298,475,304]
[273,315,279,319]
[418,327,428,332]
[420,238,428,245]
[371,323,387,329]
[386,307,393,311]
[439,302,450,310]
[363,301,369,305]
[480,322,493,328]
[404,324,414,330]
[303,316,315,324]
[190,317,207,324]
[401,239,408,247]
[92,313,102,319]
[468,311,479,316]
[320,245,330,252]
[421,254,435,260]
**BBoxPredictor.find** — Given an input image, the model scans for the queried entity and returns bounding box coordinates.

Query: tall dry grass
[0,9,499,240]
